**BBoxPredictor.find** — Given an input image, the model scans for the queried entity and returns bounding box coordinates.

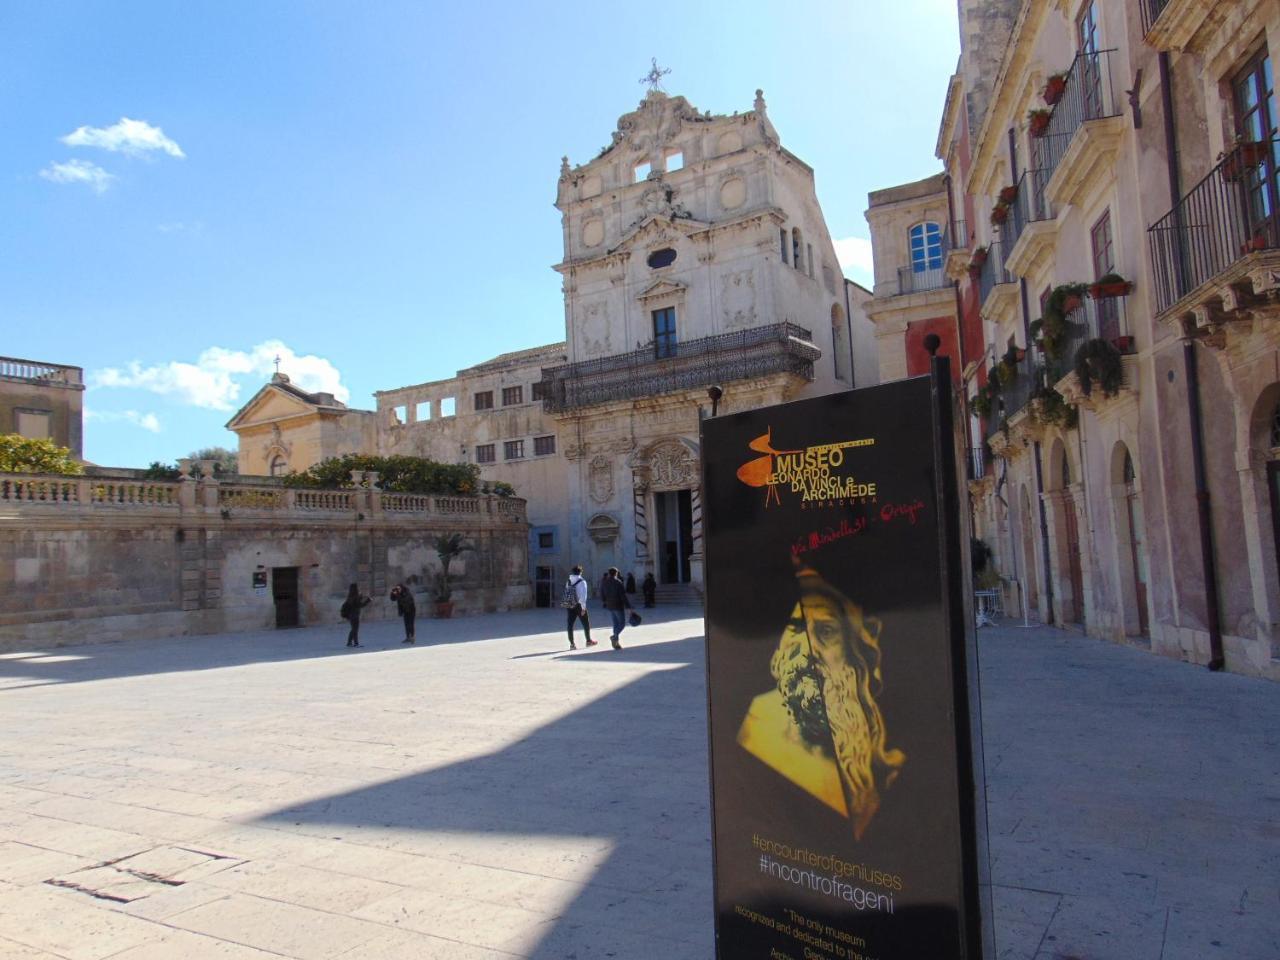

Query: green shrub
[0,435,82,475]
[282,454,491,496]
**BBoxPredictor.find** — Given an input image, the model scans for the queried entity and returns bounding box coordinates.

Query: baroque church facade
[228,88,875,602]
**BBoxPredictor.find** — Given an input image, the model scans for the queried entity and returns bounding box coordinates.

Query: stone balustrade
[0,473,528,524]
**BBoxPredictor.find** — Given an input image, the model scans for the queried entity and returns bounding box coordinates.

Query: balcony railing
[944,218,968,252]
[998,357,1040,423]
[0,356,84,385]
[1003,168,1054,256]
[977,240,1014,307]
[1148,138,1280,315]
[1040,49,1121,186]
[896,263,951,294]
[539,322,820,413]
[1044,296,1131,383]
[1139,0,1171,35]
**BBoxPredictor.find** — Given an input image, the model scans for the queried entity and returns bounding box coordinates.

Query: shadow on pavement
[251,633,714,958]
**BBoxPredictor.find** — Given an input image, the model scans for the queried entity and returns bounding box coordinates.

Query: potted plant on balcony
[1220,138,1271,181]
[1111,335,1135,354]
[990,203,1010,226]
[1028,108,1052,138]
[968,246,989,278]
[1038,283,1088,360]
[1073,338,1124,398]
[1043,72,1068,106]
[1029,384,1078,429]
[1088,272,1133,299]
[998,185,1019,205]
[432,532,473,618]
[1240,231,1269,255]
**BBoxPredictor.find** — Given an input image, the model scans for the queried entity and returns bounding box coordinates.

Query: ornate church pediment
[636,278,689,303]
[616,212,709,252]
[631,437,700,491]
[225,384,317,430]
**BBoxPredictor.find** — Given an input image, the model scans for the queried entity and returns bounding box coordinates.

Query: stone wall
[0,473,531,649]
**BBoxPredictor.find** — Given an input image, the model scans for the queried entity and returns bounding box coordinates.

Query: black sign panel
[701,371,987,960]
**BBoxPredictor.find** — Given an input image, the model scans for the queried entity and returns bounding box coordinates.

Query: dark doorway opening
[272,567,300,628]
[654,489,693,584]
[534,565,554,609]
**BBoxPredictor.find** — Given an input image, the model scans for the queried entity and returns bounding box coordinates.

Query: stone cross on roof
[640,58,671,93]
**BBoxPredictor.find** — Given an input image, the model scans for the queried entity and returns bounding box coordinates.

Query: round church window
[647,247,677,269]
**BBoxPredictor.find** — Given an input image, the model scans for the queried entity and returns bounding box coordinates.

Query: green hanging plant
[1039,283,1089,360]
[1030,385,1078,429]
[1073,338,1124,398]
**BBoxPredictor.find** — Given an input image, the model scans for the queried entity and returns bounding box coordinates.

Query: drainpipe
[944,175,973,497]
[1160,51,1225,669]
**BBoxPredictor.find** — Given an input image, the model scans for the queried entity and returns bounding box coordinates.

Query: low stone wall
[0,473,531,648]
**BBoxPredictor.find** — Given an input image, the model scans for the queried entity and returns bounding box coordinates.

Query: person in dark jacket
[642,572,656,608]
[625,572,636,594]
[340,583,371,647]
[390,583,416,643]
[601,566,633,651]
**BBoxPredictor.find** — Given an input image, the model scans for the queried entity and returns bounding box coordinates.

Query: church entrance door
[655,489,693,584]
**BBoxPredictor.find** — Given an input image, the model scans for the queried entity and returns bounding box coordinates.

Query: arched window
[909,221,943,272]
[269,455,287,477]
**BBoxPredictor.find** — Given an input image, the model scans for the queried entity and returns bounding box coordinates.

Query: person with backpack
[390,583,416,644]
[600,566,634,650]
[562,565,595,650]
[340,583,371,647]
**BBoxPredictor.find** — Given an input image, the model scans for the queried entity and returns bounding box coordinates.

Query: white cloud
[61,117,185,159]
[39,159,116,193]
[833,236,875,284]
[92,340,350,412]
[84,408,163,433]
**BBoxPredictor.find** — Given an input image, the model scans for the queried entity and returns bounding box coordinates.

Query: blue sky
[1,1,959,467]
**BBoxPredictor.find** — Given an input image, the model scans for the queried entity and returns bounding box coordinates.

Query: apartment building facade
[868,0,1279,678]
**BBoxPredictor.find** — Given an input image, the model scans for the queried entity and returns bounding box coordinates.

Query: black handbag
[628,610,642,627]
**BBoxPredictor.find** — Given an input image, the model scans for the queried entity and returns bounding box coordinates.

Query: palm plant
[433,533,473,602]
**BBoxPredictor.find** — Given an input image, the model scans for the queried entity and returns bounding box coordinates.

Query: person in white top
[564,565,596,650]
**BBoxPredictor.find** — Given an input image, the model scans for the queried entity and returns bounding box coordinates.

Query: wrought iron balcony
[0,356,83,386]
[539,322,819,413]
[1002,168,1054,260]
[1148,138,1280,316]
[1040,50,1121,188]
[1139,0,1170,34]
[1044,295,1131,384]
[895,263,951,294]
[997,357,1041,424]
[977,240,1014,308]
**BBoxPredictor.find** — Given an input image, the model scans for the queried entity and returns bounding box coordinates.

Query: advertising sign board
[701,366,990,960]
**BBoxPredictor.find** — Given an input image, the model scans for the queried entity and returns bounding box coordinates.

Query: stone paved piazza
[0,609,1276,959]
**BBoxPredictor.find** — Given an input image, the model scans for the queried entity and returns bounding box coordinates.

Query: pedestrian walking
[642,572,656,608]
[340,583,371,647]
[601,566,633,650]
[625,572,636,594]
[390,583,416,643]
[563,565,595,650]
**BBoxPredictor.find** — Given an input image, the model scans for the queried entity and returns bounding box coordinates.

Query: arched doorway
[1059,451,1085,625]
[1019,485,1039,618]
[1121,450,1152,640]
